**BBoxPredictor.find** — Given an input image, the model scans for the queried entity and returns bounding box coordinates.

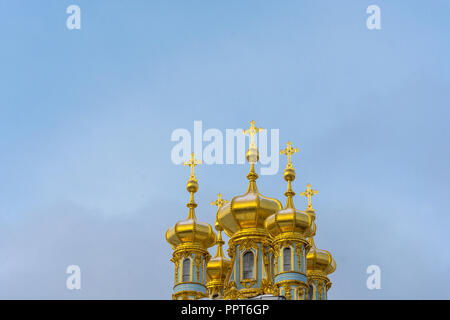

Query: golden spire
[280,141,299,208]
[211,194,228,258]
[214,227,225,258]
[166,152,216,251]
[206,194,232,298]
[184,153,202,219]
[300,183,319,211]
[265,140,312,239]
[242,120,264,191]
[280,141,299,169]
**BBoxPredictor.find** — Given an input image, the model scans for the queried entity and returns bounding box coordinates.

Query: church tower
[217,121,283,299]
[265,142,314,300]
[165,153,216,300]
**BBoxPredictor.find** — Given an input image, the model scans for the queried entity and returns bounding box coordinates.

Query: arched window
[242,251,254,279]
[283,247,291,271]
[269,253,274,278]
[308,284,314,300]
[182,258,191,282]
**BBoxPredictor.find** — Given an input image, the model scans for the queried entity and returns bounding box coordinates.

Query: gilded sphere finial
[246,146,259,163]
[215,220,223,232]
[283,167,296,181]
[186,178,199,193]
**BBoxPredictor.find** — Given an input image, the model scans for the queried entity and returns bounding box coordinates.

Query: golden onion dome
[307,237,336,276]
[165,153,216,249]
[266,142,312,237]
[217,144,282,237]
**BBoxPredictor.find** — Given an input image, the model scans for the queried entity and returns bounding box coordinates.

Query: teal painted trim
[173,283,206,294]
[274,272,307,284]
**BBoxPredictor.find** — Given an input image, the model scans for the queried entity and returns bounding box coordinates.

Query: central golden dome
[217,145,282,237]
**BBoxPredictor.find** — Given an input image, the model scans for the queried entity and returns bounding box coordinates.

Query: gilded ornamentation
[260,278,273,294]
[224,281,239,300]
[284,285,292,300]
[240,239,257,251]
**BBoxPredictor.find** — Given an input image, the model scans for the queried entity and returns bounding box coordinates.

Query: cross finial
[280,141,299,168]
[211,193,229,208]
[300,183,318,210]
[184,153,202,179]
[243,120,263,147]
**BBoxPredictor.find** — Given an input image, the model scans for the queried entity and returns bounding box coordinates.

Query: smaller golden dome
[266,142,313,238]
[265,206,311,237]
[206,230,232,283]
[307,237,336,276]
[265,183,312,237]
[166,214,216,249]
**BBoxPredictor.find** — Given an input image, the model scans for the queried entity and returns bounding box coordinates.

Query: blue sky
[0,1,449,299]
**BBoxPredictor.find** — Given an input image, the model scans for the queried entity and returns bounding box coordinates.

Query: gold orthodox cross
[211,193,229,208]
[243,120,263,147]
[184,152,202,179]
[300,183,318,209]
[280,141,299,168]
